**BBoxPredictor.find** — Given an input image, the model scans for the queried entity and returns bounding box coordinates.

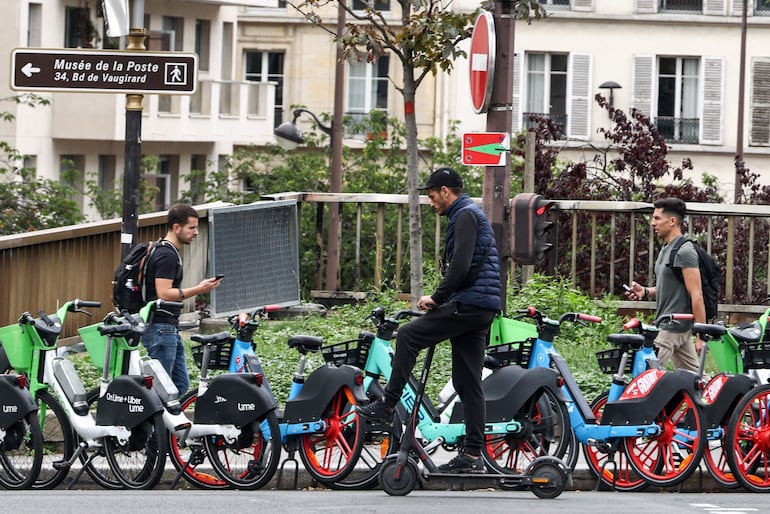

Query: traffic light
[512,193,554,265]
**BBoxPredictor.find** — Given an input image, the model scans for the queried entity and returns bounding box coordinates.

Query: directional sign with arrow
[462,132,509,166]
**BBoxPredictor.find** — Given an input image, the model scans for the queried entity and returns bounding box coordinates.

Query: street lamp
[598,81,622,110]
[274,107,342,292]
[274,108,333,150]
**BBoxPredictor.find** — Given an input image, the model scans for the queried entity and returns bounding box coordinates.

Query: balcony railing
[659,0,703,13]
[655,116,699,144]
[523,112,567,136]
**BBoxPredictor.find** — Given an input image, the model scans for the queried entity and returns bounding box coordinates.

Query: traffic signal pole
[482,1,515,310]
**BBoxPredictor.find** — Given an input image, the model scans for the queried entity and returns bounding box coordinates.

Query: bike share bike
[495,307,708,491]
[714,303,770,492]
[0,348,43,489]
[169,304,367,489]
[330,307,570,495]
[0,299,167,489]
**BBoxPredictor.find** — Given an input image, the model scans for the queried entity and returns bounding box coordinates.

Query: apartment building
[3,0,276,218]
[446,0,770,198]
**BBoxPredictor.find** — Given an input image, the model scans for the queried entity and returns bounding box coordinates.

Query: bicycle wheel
[0,411,44,489]
[298,386,364,486]
[79,388,122,490]
[725,384,770,492]
[483,387,573,475]
[581,391,649,492]
[32,390,74,490]
[703,422,739,489]
[204,409,281,490]
[103,411,167,489]
[623,390,706,487]
[329,410,402,490]
[167,391,229,489]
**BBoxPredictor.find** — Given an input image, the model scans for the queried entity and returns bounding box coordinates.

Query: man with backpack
[625,197,706,372]
[143,204,222,394]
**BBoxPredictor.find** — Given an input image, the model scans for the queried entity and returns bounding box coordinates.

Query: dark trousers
[383,301,495,454]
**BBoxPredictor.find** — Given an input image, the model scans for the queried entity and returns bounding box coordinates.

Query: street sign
[10,48,198,94]
[469,11,495,114]
[462,132,509,166]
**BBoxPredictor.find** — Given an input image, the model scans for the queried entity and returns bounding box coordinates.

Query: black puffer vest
[444,195,501,311]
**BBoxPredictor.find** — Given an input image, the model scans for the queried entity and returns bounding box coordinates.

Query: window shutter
[512,52,523,133]
[700,57,723,145]
[750,58,770,147]
[634,0,657,14]
[704,0,726,15]
[568,53,592,138]
[632,55,654,117]
[730,0,748,16]
[571,0,594,11]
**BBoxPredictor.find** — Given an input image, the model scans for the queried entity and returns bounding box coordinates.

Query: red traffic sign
[462,132,509,166]
[10,48,198,94]
[469,11,496,114]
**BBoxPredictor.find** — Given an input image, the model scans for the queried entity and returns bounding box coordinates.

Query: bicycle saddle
[287,335,324,354]
[190,331,231,345]
[730,321,762,343]
[607,333,645,349]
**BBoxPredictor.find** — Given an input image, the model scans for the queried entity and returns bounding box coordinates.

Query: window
[65,6,96,48]
[757,0,770,13]
[656,57,699,144]
[196,20,211,72]
[347,56,389,127]
[539,0,570,6]
[28,3,42,47]
[143,155,176,211]
[352,0,391,11]
[98,155,116,192]
[190,155,207,204]
[162,16,184,51]
[245,51,285,127]
[659,0,702,13]
[524,53,568,132]
[60,155,84,209]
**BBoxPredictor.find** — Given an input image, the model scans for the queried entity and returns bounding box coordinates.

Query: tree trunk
[403,63,423,306]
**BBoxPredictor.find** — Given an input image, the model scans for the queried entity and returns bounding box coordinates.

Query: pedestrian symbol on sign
[165,63,187,86]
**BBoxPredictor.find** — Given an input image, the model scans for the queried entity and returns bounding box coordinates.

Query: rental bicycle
[0,369,43,489]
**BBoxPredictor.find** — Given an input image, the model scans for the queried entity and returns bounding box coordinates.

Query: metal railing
[655,116,700,144]
[2,196,770,329]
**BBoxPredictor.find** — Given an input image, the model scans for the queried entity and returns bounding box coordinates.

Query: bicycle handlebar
[394,310,424,320]
[73,300,101,309]
[515,307,601,326]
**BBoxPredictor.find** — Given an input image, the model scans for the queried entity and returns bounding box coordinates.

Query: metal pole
[326,0,346,291]
[735,0,748,203]
[483,1,515,310]
[121,4,146,259]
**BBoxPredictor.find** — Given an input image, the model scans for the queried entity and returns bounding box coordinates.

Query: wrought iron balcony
[654,116,699,144]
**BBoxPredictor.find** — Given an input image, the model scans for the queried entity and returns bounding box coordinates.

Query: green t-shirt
[654,235,699,332]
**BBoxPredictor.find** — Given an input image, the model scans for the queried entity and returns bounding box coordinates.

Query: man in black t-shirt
[143,204,222,393]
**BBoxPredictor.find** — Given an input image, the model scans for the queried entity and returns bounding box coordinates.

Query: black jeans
[383,301,495,454]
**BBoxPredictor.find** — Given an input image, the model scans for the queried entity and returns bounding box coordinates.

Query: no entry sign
[469,11,495,114]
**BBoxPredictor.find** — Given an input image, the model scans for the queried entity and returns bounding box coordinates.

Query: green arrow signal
[467,142,508,156]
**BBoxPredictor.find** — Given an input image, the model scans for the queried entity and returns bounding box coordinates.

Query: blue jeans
[142,323,189,395]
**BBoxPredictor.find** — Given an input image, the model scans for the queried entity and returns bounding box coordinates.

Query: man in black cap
[357,167,501,473]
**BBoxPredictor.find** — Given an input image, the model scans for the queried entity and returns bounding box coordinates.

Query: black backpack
[112,239,179,313]
[667,238,721,321]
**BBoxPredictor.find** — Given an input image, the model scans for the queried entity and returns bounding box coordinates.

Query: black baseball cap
[418,167,463,190]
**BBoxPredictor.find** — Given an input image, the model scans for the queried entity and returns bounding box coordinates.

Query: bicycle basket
[191,340,233,370]
[0,324,34,373]
[595,348,635,375]
[485,339,534,368]
[321,332,373,368]
[741,341,770,370]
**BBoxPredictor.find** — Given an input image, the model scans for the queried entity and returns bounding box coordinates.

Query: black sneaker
[437,452,486,473]
[356,398,394,421]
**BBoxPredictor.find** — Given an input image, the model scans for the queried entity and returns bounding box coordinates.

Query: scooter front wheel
[528,459,566,499]
[379,456,419,496]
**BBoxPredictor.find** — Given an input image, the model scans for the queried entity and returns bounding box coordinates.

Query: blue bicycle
[178,305,368,489]
[488,307,707,490]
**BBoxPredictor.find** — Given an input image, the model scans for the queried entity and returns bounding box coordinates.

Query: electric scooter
[377,343,568,498]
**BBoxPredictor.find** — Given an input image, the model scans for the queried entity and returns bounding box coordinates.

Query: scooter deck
[425,471,542,486]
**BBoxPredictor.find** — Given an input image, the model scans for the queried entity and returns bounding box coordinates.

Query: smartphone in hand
[214,274,225,281]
